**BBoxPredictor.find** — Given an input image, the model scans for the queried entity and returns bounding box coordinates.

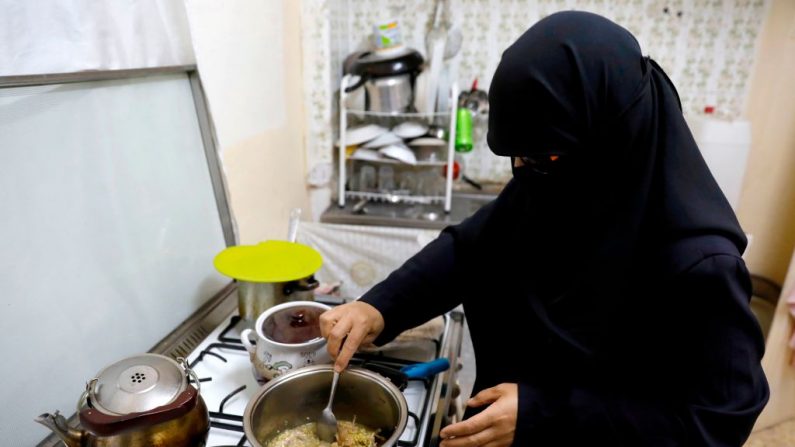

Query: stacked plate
[339,122,447,164]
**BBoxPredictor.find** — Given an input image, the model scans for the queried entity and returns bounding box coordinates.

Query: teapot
[36,354,209,447]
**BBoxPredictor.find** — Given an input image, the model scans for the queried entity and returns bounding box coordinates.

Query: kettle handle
[177,357,201,394]
[79,386,198,436]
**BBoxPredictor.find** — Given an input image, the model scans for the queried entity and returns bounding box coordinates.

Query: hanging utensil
[287,208,301,243]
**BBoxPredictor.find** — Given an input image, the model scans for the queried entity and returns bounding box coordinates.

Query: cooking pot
[236,275,319,324]
[214,240,323,324]
[241,301,332,382]
[36,354,209,447]
[343,47,424,113]
[243,365,408,447]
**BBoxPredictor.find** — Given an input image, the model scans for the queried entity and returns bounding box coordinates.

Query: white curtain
[296,222,440,299]
[0,0,195,77]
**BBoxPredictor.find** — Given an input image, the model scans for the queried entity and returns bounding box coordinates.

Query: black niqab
[360,11,767,445]
[461,11,747,355]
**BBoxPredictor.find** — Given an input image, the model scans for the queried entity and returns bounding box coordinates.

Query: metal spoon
[316,370,340,442]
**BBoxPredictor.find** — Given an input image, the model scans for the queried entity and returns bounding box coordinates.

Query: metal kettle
[36,354,209,447]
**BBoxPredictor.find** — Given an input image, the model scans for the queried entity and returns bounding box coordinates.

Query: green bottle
[455,107,473,153]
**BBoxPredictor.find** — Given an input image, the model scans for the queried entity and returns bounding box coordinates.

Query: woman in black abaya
[320,11,768,446]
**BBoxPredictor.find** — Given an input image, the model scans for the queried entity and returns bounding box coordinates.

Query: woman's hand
[439,383,518,447]
[319,301,385,372]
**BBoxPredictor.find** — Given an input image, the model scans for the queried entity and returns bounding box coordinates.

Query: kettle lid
[89,354,187,415]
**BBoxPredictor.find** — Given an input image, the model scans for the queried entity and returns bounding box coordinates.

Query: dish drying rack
[337,74,459,212]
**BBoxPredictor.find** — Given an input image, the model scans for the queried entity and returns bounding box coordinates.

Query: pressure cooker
[343,47,424,113]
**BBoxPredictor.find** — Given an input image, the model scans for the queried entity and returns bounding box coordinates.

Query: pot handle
[283,276,320,296]
[343,74,367,93]
[79,386,198,436]
[240,328,257,354]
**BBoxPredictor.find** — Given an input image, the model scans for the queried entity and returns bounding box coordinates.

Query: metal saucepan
[244,365,408,447]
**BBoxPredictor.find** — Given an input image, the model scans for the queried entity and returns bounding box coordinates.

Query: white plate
[337,124,388,146]
[362,131,403,148]
[408,137,446,147]
[379,144,417,165]
[350,148,383,161]
[392,121,428,139]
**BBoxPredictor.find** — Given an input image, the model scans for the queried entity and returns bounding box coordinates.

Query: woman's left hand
[439,383,518,447]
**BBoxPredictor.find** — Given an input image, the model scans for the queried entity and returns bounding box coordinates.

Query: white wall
[185,0,310,244]
[737,0,795,284]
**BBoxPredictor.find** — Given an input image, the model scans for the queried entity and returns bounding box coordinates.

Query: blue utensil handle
[401,358,450,379]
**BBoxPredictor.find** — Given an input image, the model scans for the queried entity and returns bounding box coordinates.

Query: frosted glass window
[0,73,228,446]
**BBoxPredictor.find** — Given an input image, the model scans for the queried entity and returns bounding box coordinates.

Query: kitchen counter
[320,192,498,230]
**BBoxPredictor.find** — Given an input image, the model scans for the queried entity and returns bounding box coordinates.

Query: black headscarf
[459,11,746,356]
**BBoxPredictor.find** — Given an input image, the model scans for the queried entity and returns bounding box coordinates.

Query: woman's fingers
[335,323,369,372]
[467,385,503,407]
[319,301,386,371]
[440,412,491,438]
[325,316,352,360]
[319,307,342,339]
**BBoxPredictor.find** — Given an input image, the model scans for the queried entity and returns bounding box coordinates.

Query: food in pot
[266,420,380,447]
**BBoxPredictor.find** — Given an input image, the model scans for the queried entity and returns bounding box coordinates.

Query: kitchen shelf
[348,156,447,167]
[344,109,452,118]
[345,191,445,205]
[338,74,459,213]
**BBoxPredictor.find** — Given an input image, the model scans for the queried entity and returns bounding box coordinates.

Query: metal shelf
[348,156,447,167]
[338,74,458,213]
[344,109,452,118]
[345,191,445,205]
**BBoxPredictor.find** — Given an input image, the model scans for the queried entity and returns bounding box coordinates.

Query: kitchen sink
[320,192,498,229]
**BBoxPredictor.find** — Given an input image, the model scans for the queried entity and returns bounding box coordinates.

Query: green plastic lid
[214,240,322,283]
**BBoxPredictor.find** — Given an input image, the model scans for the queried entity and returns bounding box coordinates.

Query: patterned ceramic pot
[240,301,332,382]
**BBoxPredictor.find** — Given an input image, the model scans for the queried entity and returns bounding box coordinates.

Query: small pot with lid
[36,354,209,447]
[241,301,332,383]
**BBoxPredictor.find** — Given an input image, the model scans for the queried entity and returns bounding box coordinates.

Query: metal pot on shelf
[343,47,424,114]
[214,240,323,324]
[35,354,209,447]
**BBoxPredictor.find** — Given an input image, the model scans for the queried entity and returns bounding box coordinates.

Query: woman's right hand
[319,301,385,372]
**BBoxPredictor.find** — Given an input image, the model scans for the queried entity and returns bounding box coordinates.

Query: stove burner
[189,310,461,447]
[208,385,247,446]
[189,343,246,369]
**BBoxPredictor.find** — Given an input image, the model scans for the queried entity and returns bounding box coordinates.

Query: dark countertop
[320,192,499,230]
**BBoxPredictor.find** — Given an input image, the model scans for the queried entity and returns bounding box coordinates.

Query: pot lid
[214,240,323,283]
[344,47,424,77]
[263,303,327,344]
[90,354,186,415]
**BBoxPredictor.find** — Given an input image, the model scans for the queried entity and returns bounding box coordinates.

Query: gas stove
[186,296,465,447]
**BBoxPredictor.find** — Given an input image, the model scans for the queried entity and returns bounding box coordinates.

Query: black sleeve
[357,198,499,345]
[358,229,463,345]
[513,254,769,446]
